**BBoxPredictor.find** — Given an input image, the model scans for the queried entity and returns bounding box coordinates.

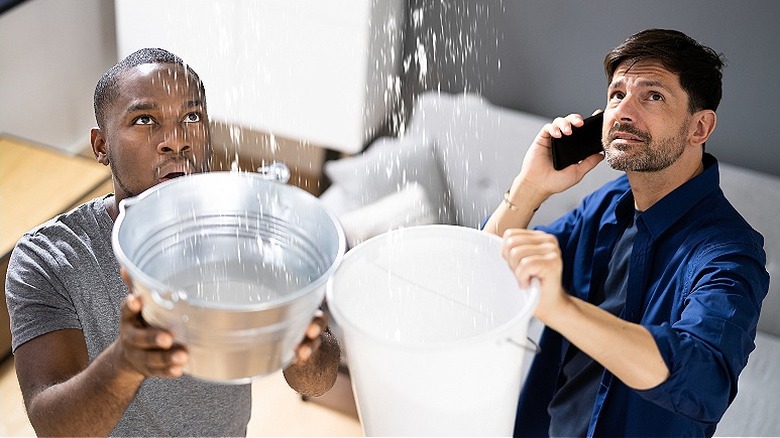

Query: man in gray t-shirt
[7,196,253,436]
[5,48,340,437]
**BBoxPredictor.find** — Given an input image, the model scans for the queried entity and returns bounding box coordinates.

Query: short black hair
[604,29,725,112]
[93,48,206,128]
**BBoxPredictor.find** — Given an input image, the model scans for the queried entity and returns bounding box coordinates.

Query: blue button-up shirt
[514,154,769,437]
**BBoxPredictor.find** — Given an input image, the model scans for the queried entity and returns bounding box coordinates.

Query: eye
[133,115,155,125]
[609,91,625,101]
[649,92,664,102]
[183,112,201,123]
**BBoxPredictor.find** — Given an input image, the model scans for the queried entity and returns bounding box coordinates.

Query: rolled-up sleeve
[638,243,768,423]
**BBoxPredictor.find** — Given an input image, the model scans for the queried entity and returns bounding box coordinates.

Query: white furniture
[320,91,780,437]
[114,0,405,154]
[320,91,624,231]
[0,0,115,154]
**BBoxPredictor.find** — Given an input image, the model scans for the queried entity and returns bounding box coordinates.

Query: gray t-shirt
[5,196,251,437]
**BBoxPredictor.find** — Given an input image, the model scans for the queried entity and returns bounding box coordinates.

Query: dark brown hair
[604,29,725,112]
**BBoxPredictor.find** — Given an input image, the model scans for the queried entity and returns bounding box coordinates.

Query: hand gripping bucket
[326,225,539,436]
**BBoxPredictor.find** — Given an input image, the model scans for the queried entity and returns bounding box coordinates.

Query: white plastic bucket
[326,225,539,436]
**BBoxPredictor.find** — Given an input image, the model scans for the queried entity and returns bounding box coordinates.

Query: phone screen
[551,112,604,170]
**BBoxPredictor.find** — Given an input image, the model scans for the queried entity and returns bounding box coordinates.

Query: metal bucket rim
[112,171,346,311]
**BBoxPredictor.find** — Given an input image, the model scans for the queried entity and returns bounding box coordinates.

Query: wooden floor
[0,137,362,436]
[0,356,362,436]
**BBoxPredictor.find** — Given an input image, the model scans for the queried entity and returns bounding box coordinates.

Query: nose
[613,94,640,123]
[156,125,191,155]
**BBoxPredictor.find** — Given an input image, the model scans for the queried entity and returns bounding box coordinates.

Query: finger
[551,114,585,137]
[501,229,557,259]
[119,293,173,348]
[124,324,175,349]
[502,230,526,260]
[120,267,134,289]
[119,294,149,332]
[123,292,143,316]
[131,347,188,371]
[502,234,527,261]
[120,319,174,354]
[161,347,188,376]
[295,335,322,364]
[503,236,560,285]
[506,242,556,271]
[512,261,533,289]
[544,121,560,138]
[124,347,188,377]
[295,311,328,364]
[564,113,585,128]
[545,117,567,138]
[306,323,323,340]
[503,228,552,241]
[575,152,605,176]
[511,252,559,288]
[502,228,547,240]
[305,310,327,340]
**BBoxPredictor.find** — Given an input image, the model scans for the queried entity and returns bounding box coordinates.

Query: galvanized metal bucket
[112,171,346,383]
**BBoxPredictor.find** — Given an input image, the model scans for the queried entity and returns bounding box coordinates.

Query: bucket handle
[117,194,141,216]
[257,162,291,184]
[506,336,541,354]
[151,289,179,310]
[505,278,542,354]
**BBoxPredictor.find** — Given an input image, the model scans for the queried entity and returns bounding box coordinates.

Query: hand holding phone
[550,112,604,170]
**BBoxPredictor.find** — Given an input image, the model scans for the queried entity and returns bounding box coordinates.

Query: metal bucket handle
[505,278,542,354]
[149,289,180,310]
[257,162,291,184]
[118,194,140,216]
[506,336,541,354]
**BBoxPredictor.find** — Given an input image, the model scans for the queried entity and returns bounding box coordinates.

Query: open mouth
[613,133,642,142]
[160,171,186,181]
[609,124,650,145]
[157,159,194,182]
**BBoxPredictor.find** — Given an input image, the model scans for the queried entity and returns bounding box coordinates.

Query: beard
[603,118,690,172]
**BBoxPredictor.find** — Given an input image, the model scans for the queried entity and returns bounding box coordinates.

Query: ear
[689,110,717,147]
[91,127,109,166]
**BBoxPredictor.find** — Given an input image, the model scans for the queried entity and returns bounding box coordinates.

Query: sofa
[319,91,779,436]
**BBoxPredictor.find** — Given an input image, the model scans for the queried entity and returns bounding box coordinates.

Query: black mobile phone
[551,112,604,170]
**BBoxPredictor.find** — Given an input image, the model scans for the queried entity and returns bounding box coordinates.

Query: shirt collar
[613,188,636,224]
[637,153,720,239]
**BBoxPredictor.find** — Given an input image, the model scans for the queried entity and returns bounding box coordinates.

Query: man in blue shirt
[484,29,769,437]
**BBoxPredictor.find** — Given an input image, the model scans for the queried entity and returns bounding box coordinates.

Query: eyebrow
[609,78,673,92]
[126,99,204,113]
[127,101,158,113]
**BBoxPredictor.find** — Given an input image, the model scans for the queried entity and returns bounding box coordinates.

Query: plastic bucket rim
[326,224,539,351]
[112,171,347,312]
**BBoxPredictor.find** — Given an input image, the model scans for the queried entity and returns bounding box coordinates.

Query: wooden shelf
[0,137,111,258]
[0,136,111,359]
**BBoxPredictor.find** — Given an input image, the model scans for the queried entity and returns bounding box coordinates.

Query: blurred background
[1,0,779,177]
[2,0,780,435]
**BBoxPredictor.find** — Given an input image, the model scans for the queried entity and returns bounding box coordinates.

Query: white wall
[0,0,117,154]
[114,0,405,154]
